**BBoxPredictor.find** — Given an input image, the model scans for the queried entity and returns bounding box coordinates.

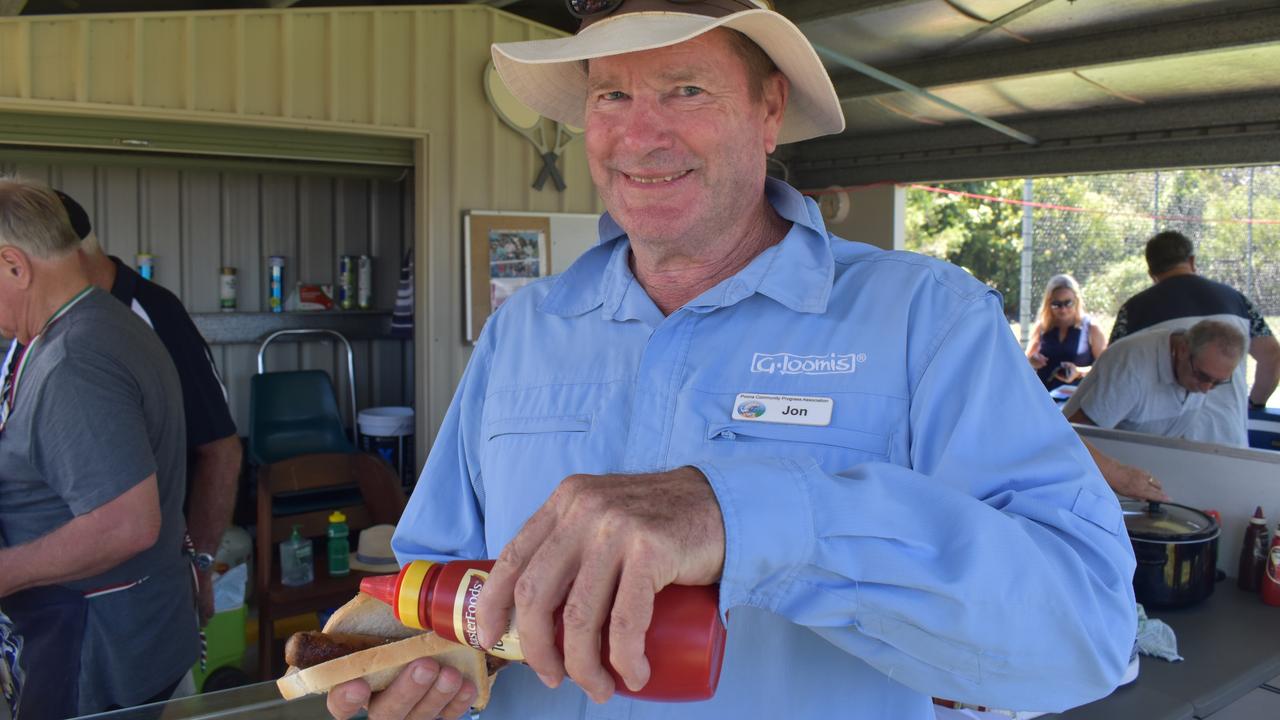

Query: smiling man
[328,2,1138,719]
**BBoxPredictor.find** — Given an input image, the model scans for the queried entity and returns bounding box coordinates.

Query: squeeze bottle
[360,559,726,701]
[1262,525,1280,608]
[1237,506,1269,592]
[327,511,350,577]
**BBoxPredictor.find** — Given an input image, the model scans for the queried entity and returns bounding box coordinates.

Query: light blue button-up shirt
[394,179,1137,719]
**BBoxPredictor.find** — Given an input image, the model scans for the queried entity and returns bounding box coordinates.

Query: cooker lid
[1121,500,1219,542]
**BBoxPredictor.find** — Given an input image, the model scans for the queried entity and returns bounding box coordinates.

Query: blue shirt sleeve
[695,292,1137,712]
[391,330,492,565]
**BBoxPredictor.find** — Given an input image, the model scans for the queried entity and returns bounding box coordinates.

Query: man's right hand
[1105,463,1170,503]
[326,658,477,720]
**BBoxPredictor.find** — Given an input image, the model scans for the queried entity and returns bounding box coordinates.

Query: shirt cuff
[692,457,816,622]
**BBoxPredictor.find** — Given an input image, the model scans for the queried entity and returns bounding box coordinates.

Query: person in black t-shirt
[1111,230,1278,410]
[57,192,242,626]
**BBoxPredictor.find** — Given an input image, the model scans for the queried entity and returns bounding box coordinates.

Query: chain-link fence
[905,165,1280,339]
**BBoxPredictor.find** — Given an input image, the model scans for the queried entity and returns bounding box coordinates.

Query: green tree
[905,180,1023,316]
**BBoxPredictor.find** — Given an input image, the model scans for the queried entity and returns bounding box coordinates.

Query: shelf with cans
[126,253,400,346]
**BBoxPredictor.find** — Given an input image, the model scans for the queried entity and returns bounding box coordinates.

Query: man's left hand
[474,467,724,704]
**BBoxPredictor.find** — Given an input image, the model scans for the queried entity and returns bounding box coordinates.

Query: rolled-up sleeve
[697,292,1137,712]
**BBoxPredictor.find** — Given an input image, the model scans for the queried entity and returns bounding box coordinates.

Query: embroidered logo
[750,352,865,375]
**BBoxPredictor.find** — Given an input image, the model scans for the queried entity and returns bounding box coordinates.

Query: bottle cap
[290,524,302,540]
[329,510,347,523]
[359,560,436,630]
[360,574,399,605]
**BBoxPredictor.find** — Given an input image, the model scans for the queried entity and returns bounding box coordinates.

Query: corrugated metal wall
[0,6,605,454]
[0,158,413,434]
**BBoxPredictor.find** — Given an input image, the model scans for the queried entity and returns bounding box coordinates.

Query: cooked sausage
[285,631,394,668]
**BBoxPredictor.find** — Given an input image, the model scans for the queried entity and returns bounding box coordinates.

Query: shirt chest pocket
[486,415,592,440]
[479,380,624,490]
[705,420,890,468]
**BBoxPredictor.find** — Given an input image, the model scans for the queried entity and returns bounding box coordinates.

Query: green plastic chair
[249,370,355,465]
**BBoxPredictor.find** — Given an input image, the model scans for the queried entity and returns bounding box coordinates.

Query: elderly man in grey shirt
[0,178,198,718]
[1065,318,1247,446]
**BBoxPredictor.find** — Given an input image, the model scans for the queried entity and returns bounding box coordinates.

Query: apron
[3,586,85,720]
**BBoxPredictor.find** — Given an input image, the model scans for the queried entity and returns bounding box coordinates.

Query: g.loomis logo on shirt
[750,352,865,375]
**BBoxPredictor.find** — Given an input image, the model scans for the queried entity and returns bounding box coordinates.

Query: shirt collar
[539,178,834,319]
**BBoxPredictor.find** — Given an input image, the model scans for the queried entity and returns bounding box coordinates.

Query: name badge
[731,393,833,427]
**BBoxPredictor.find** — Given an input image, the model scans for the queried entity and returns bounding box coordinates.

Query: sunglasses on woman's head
[566,0,761,19]
[1050,299,1075,309]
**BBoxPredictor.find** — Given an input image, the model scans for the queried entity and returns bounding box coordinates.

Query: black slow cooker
[1122,500,1220,608]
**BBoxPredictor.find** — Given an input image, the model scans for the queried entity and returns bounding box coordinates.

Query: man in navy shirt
[57,192,242,625]
[1111,230,1278,411]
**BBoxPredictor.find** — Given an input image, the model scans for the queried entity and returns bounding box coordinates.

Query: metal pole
[1020,178,1034,347]
[1152,171,1161,235]
[1247,166,1256,297]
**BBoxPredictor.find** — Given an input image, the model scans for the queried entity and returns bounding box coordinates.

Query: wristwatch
[193,552,216,572]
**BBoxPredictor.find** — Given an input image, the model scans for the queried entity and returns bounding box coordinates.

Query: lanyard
[0,286,93,433]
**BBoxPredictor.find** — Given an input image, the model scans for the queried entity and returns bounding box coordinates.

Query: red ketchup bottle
[1237,506,1269,592]
[360,559,727,701]
[1262,525,1280,608]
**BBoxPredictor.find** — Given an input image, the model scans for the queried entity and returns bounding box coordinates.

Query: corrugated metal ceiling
[8,0,1279,183]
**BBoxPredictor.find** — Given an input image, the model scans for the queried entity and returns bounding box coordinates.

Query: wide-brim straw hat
[348,524,400,573]
[491,0,845,145]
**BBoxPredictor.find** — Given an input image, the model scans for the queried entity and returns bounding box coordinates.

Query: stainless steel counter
[1052,585,1280,720]
[76,681,331,720]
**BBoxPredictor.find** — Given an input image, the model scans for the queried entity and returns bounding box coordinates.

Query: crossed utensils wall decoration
[484,61,583,192]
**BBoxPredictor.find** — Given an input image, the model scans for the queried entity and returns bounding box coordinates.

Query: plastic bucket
[358,407,415,488]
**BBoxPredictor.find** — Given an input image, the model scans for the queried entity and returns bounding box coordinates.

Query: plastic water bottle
[279,524,313,587]
[327,511,350,577]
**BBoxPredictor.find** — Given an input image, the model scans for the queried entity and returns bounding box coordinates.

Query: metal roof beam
[781,0,923,25]
[790,92,1280,186]
[834,6,1280,101]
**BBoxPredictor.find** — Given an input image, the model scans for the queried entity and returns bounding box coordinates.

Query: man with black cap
[334,3,1138,719]
[55,191,242,626]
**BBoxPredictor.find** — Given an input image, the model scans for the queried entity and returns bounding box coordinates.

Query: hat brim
[492,10,845,145]
[349,557,401,574]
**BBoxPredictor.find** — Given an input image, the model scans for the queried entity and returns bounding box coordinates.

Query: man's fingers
[437,679,478,720]
[560,549,620,703]
[510,531,582,689]
[405,665,467,720]
[608,565,656,694]
[326,678,371,720]
[476,505,556,649]
[364,658,438,720]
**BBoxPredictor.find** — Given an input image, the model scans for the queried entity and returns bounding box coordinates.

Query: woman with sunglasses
[1026,274,1107,390]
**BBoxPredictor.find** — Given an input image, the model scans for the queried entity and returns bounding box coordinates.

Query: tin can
[357,255,373,310]
[338,255,357,310]
[137,253,155,281]
[269,256,285,313]
[219,267,238,312]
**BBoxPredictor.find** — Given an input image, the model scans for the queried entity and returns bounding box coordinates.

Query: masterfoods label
[452,569,524,661]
